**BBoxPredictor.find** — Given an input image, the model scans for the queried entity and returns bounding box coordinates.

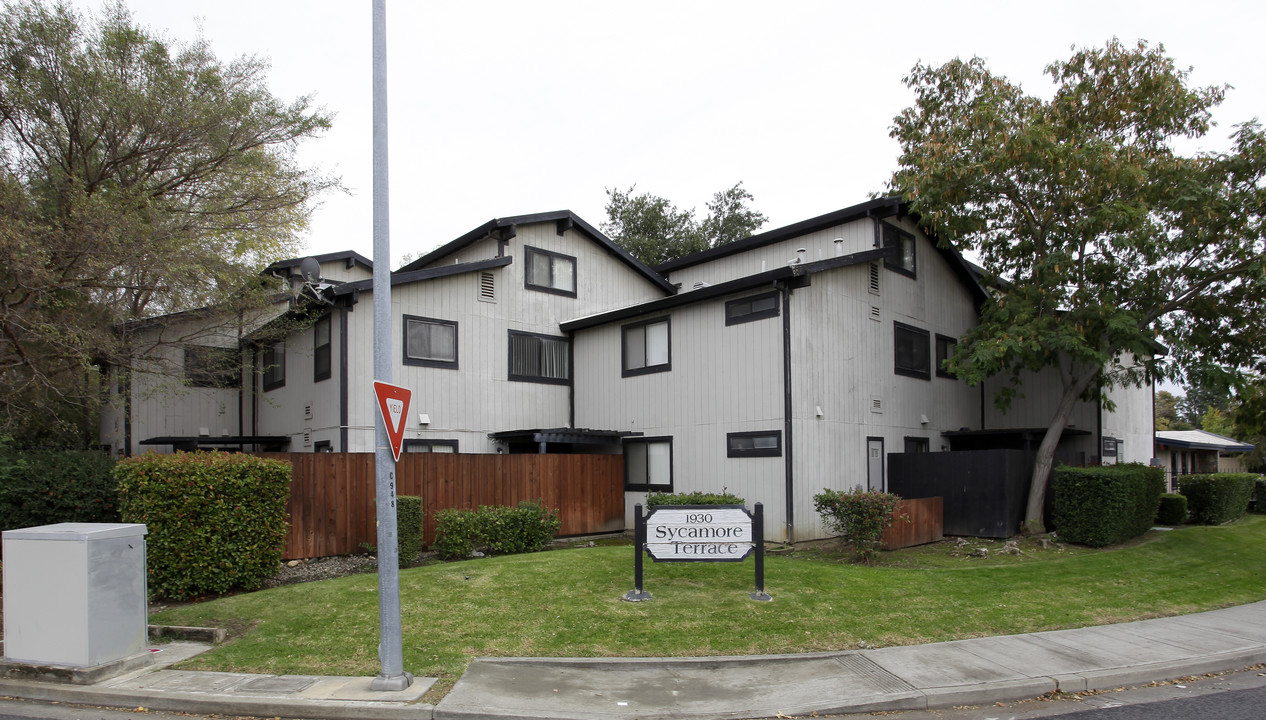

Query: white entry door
[867,438,885,492]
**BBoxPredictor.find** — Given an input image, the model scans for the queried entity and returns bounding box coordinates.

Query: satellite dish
[298,257,322,283]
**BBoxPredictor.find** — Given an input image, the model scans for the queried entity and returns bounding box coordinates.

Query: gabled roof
[398,210,676,294]
[331,256,513,298]
[654,196,990,307]
[265,250,373,275]
[1155,430,1255,453]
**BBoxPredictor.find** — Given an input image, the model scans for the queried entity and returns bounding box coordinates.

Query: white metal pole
[370,0,411,692]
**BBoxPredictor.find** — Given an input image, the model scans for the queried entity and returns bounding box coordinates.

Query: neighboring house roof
[398,210,677,294]
[654,196,990,306]
[1155,430,1255,453]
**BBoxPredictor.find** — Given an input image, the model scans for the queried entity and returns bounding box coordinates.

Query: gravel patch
[262,553,381,588]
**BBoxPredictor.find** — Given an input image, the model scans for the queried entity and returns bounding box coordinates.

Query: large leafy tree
[602,182,767,266]
[0,1,336,444]
[890,39,1266,533]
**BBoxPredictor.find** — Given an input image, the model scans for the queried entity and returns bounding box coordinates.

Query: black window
[508,331,570,384]
[622,316,671,377]
[262,340,285,391]
[882,223,916,277]
[314,440,333,453]
[725,291,780,326]
[727,430,782,458]
[185,345,239,388]
[314,314,332,382]
[935,334,957,379]
[904,436,929,454]
[624,437,673,491]
[525,246,577,297]
[894,322,930,380]
[403,315,458,368]
[403,439,458,453]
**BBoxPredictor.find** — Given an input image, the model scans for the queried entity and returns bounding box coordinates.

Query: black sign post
[623,502,771,602]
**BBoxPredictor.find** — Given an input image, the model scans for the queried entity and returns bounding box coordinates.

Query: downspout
[340,306,350,452]
[566,329,576,430]
[237,312,245,453]
[781,281,795,543]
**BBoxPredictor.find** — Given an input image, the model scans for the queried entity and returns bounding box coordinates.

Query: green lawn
[153,516,1266,699]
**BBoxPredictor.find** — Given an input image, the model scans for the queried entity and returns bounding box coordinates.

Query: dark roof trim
[399,210,676,294]
[1154,435,1255,452]
[561,246,896,332]
[139,435,291,451]
[940,427,1093,438]
[489,428,644,445]
[332,256,513,296]
[266,250,373,275]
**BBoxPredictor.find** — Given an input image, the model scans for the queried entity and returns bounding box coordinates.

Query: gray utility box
[2,523,148,667]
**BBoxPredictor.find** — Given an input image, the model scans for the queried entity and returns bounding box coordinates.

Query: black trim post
[623,504,651,601]
[750,502,772,601]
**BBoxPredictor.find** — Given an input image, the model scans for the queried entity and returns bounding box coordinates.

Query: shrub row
[397,495,423,567]
[0,438,119,532]
[1156,493,1188,526]
[432,500,561,561]
[646,490,746,507]
[1178,473,1257,525]
[1254,477,1266,514]
[812,488,903,565]
[116,452,291,600]
[1051,464,1163,547]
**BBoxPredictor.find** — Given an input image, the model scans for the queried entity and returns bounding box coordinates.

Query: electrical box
[2,523,148,667]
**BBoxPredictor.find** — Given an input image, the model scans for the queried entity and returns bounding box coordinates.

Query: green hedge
[0,438,119,532]
[1178,473,1257,525]
[432,500,561,561]
[397,495,423,567]
[1253,478,1266,514]
[646,490,746,507]
[116,452,291,600]
[1051,464,1164,547]
[1156,493,1188,526]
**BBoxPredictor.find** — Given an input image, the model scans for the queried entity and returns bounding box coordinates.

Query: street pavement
[1,601,1264,720]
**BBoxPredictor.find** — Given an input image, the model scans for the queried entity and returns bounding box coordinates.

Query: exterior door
[867,437,885,492]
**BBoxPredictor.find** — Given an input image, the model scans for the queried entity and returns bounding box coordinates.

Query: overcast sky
[71,1,1266,267]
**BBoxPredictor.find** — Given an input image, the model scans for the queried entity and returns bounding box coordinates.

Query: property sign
[645,506,754,562]
[372,381,412,462]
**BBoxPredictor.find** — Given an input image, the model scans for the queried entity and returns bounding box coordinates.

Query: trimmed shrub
[812,488,903,565]
[646,490,746,507]
[1156,493,1188,526]
[1253,477,1266,514]
[116,452,291,600]
[397,495,423,567]
[0,438,119,532]
[432,500,561,561]
[1051,464,1164,548]
[1178,473,1257,525]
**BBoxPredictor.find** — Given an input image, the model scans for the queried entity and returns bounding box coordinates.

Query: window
[403,315,457,368]
[404,439,458,453]
[185,345,239,388]
[525,246,576,297]
[935,334,957,379]
[727,430,782,458]
[725,291,780,326]
[262,340,285,391]
[508,331,570,384]
[622,316,671,377]
[904,436,929,454]
[314,314,332,382]
[314,440,333,453]
[882,223,916,277]
[624,437,672,491]
[894,322,930,380]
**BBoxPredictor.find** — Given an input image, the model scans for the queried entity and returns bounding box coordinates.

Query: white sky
[72,0,1266,268]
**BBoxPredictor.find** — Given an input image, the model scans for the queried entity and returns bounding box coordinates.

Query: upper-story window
[314,314,332,382]
[185,345,239,388]
[403,315,458,369]
[262,340,285,391]
[882,223,916,278]
[622,316,670,377]
[525,246,576,297]
[725,291,780,326]
[894,321,930,380]
[508,331,570,384]
[935,334,958,379]
[727,430,782,458]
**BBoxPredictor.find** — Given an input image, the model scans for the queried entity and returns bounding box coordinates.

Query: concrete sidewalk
[2,601,1265,720]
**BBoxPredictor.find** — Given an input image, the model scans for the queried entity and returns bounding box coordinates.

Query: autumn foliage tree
[0,1,337,444]
[890,40,1266,533]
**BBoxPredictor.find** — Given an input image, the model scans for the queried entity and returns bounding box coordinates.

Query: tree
[1177,364,1234,427]
[602,182,767,266]
[1154,390,1191,431]
[890,39,1266,534]
[0,1,337,445]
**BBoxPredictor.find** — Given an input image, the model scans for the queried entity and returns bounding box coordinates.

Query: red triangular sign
[373,381,412,462]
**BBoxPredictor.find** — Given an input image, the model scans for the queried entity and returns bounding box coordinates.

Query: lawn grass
[152,516,1266,699]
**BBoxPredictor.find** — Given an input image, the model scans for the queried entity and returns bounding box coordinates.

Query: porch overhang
[139,435,291,452]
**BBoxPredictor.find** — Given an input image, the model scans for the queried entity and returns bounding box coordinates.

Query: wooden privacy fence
[258,453,626,560]
[881,496,944,550]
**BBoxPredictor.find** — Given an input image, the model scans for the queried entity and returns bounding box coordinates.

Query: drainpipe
[781,281,795,543]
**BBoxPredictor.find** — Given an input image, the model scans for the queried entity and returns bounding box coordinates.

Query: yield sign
[372,381,412,462]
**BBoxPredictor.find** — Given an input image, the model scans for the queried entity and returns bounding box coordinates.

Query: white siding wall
[1101,358,1155,465]
[666,222,875,290]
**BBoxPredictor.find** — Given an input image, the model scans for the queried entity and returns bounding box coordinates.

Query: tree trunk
[1022,370,1100,535]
